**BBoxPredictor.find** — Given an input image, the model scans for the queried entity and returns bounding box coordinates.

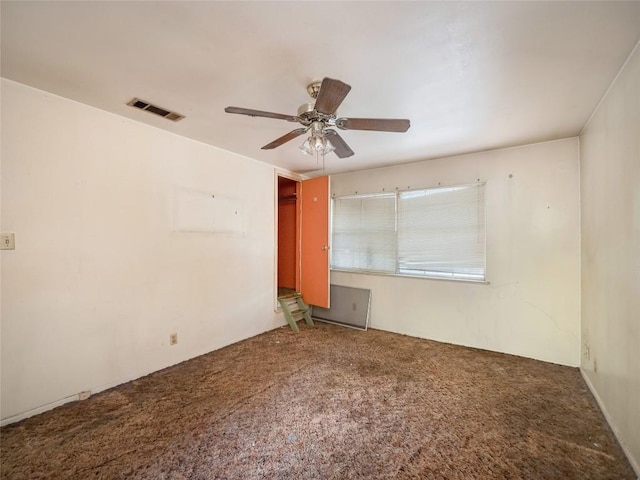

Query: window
[331,193,396,273]
[397,184,485,280]
[331,183,486,281]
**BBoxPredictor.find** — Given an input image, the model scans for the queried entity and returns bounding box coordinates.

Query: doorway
[276,174,331,308]
[277,176,300,297]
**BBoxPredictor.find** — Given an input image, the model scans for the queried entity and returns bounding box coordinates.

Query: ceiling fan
[224,78,410,158]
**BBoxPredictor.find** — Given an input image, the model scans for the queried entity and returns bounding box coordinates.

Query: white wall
[0,79,283,423]
[580,42,640,472]
[331,138,581,367]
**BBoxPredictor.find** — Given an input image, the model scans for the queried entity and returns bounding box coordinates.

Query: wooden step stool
[278,293,314,333]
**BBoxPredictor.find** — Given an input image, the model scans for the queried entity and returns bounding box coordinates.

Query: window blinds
[398,184,485,280]
[331,183,485,281]
[331,193,396,273]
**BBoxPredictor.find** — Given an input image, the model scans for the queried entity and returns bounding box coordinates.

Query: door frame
[274,170,305,311]
[274,170,331,310]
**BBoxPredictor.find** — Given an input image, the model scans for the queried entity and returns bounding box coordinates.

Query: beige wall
[580,42,640,472]
[0,79,283,423]
[331,138,581,367]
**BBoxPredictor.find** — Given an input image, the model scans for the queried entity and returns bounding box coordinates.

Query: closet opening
[277,176,301,298]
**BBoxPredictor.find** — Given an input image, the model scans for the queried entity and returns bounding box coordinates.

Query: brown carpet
[0,322,634,480]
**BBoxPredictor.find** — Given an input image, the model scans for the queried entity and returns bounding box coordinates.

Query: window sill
[330,268,490,285]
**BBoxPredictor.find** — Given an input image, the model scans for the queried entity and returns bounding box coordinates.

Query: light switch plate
[1,233,15,250]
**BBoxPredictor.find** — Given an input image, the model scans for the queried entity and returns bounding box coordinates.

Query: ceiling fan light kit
[224,77,411,159]
[299,121,336,156]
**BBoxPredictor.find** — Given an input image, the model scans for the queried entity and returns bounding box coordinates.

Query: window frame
[330,182,487,284]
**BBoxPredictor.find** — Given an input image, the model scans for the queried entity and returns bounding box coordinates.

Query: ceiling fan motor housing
[296,80,337,126]
[297,101,315,116]
[296,103,336,128]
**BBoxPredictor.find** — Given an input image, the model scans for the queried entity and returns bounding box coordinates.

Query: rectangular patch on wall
[312,284,371,330]
[172,187,243,234]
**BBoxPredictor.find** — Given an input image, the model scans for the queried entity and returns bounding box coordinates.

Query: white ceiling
[2,1,639,176]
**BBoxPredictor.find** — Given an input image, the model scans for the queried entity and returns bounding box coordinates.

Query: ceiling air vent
[127,98,185,122]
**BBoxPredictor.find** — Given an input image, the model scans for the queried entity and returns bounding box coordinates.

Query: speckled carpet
[0,322,634,479]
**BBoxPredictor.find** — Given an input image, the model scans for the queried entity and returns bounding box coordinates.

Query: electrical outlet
[584,345,590,360]
[169,333,178,345]
[1,233,15,250]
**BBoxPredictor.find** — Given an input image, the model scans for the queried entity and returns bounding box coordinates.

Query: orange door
[300,176,330,308]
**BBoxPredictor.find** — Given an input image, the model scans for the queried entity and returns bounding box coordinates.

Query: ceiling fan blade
[336,117,410,132]
[225,106,298,122]
[261,128,308,150]
[325,130,354,158]
[314,78,352,115]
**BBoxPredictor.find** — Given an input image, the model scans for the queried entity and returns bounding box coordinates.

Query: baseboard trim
[1,394,78,427]
[580,368,640,479]
[0,376,129,427]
